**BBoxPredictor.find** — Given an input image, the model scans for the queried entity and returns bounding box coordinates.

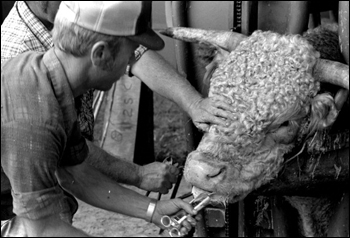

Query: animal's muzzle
[184,151,226,192]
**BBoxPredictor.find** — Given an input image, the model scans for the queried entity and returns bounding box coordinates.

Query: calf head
[161,28,349,205]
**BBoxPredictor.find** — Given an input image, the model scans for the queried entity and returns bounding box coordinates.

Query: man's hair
[52,12,125,58]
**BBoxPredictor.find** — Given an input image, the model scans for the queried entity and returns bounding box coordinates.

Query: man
[1,1,203,236]
[1,0,236,223]
[1,0,236,221]
[0,1,179,225]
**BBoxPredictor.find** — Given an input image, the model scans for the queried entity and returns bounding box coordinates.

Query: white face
[184,126,297,204]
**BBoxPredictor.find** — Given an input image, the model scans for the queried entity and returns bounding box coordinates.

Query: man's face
[94,39,139,91]
[45,1,61,24]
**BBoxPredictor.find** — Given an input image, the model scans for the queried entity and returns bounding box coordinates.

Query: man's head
[54,1,164,51]
[51,1,164,91]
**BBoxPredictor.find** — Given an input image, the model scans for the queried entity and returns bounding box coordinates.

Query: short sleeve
[1,120,71,220]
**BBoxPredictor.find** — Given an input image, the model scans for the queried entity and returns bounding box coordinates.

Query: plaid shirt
[1,0,148,204]
[1,48,89,220]
[1,1,95,141]
[0,1,89,222]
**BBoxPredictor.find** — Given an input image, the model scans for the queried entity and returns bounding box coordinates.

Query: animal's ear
[202,46,230,84]
[308,93,339,134]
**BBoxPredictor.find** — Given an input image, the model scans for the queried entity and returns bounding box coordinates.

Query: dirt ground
[72,91,194,237]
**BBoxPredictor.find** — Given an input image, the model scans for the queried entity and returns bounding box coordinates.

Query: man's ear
[91,41,113,70]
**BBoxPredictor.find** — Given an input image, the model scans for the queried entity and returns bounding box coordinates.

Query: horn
[314,59,349,90]
[159,27,247,52]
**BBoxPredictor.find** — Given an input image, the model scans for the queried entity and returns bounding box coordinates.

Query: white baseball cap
[57,1,165,50]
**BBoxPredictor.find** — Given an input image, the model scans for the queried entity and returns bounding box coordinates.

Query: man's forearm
[85,140,142,187]
[56,157,153,222]
[131,50,203,116]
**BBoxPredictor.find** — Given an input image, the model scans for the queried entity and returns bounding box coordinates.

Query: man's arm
[56,143,196,227]
[85,140,141,186]
[56,160,153,221]
[24,154,195,237]
[131,50,202,117]
[131,50,237,131]
[85,140,177,193]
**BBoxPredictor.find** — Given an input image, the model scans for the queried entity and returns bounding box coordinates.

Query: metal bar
[92,90,101,109]
[327,192,349,237]
[99,83,117,148]
[238,201,246,237]
[271,196,288,237]
[93,91,105,120]
[241,1,258,35]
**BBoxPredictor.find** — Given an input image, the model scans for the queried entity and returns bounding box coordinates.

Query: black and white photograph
[1,1,348,237]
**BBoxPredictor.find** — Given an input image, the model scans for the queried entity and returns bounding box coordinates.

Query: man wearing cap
[1,1,216,236]
[1,1,180,202]
[1,0,237,231]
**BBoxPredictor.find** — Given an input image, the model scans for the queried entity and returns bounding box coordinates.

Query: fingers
[179,216,196,236]
[165,165,179,184]
[168,165,180,176]
[179,226,191,236]
[184,215,197,227]
[211,101,239,124]
[141,161,182,193]
[159,181,173,194]
[202,113,229,127]
[155,200,199,237]
[193,122,210,132]
[211,94,232,104]
[192,97,238,129]
[173,198,197,216]
[213,106,238,121]
[194,213,202,221]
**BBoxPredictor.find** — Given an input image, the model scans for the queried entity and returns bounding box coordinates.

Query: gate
[165,1,349,237]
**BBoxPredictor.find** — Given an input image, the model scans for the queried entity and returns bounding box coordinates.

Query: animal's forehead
[209,31,320,134]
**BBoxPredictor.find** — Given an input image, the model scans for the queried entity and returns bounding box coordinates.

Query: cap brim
[128,28,165,51]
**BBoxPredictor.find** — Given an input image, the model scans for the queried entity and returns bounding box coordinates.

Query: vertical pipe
[241,1,258,35]
[171,1,202,153]
[287,1,309,34]
[339,1,349,64]
[133,3,156,165]
[238,200,246,237]
[327,192,349,237]
[167,1,207,237]
[271,196,289,237]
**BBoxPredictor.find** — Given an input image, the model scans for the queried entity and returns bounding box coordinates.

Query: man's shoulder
[1,51,62,129]
[1,51,46,93]
[2,51,42,72]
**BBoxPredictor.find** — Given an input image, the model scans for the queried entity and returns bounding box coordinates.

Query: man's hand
[138,162,180,194]
[152,198,201,237]
[188,95,237,131]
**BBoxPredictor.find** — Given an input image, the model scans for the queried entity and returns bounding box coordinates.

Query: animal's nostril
[206,167,225,179]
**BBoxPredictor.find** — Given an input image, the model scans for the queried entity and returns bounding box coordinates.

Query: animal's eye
[280,121,289,127]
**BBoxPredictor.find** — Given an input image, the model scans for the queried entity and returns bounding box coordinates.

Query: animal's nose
[184,151,226,189]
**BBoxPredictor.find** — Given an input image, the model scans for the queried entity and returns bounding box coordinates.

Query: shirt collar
[43,48,77,133]
[16,1,53,51]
